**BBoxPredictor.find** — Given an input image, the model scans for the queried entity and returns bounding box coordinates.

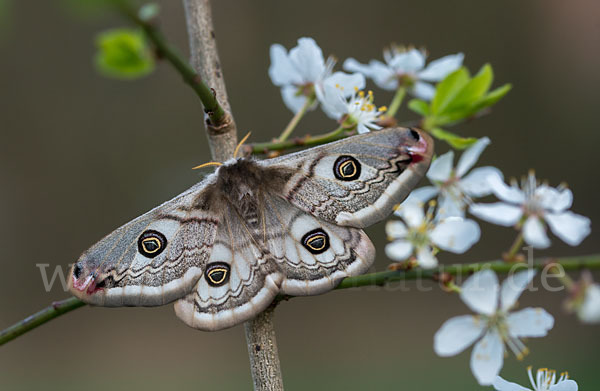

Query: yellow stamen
[378,106,388,112]
[233,131,252,158]
[192,161,223,170]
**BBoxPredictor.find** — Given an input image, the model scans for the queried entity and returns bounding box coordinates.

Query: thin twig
[246,126,352,155]
[0,297,84,346]
[245,120,420,155]
[335,254,600,290]
[3,254,599,347]
[115,0,226,127]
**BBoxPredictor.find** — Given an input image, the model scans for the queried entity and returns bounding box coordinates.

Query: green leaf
[431,67,470,115]
[430,127,478,149]
[95,28,155,80]
[443,64,493,114]
[471,83,512,113]
[408,99,430,116]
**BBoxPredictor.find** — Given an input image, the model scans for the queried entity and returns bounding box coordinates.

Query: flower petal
[385,239,414,261]
[578,283,600,324]
[469,202,523,226]
[460,270,499,316]
[322,71,365,97]
[433,315,485,357]
[369,60,398,90]
[506,307,554,338]
[460,166,504,198]
[397,202,425,228]
[412,81,436,101]
[523,216,551,249]
[401,186,439,207]
[500,269,536,311]
[386,220,408,239]
[418,53,464,81]
[488,175,525,204]
[317,82,347,119]
[431,217,480,253]
[545,211,591,246]
[427,151,454,182]
[268,44,302,86]
[281,85,309,114]
[343,58,374,78]
[388,48,425,72]
[493,376,531,391]
[549,380,579,391]
[416,246,438,268]
[470,330,504,386]
[437,191,466,219]
[456,137,491,177]
[288,37,325,83]
[536,186,573,213]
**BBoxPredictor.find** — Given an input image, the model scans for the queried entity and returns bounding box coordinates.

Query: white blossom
[434,270,554,385]
[469,172,591,249]
[403,137,502,219]
[318,84,385,134]
[494,367,578,391]
[344,47,463,100]
[269,37,365,113]
[578,283,600,323]
[385,202,480,268]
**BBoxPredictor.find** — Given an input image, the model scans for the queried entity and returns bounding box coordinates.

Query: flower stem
[505,231,525,261]
[444,281,462,294]
[277,97,314,142]
[386,87,406,118]
[547,263,575,290]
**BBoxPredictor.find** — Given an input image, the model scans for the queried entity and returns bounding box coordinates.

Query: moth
[69,127,433,331]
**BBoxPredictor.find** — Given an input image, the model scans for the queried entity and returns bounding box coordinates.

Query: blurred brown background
[1,0,599,389]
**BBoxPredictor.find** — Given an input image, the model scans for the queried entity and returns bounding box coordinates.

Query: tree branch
[244,304,285,391]
[180,1,280,390]
[3,254,599,347]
